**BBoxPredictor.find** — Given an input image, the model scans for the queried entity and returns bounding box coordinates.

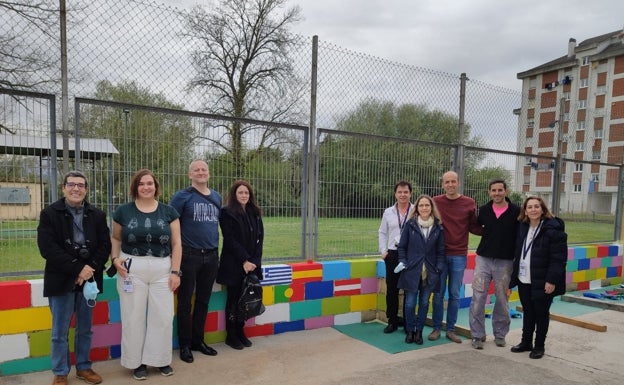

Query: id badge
[519,262,527,277]
[123,275,134,293]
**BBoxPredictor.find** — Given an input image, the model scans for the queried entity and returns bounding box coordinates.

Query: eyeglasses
[66,182,86,190]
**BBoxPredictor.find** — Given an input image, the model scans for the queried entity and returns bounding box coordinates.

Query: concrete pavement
[2,309,622,385]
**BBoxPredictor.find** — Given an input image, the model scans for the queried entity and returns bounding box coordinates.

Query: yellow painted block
[292,270,322,280]
[262,285,275,305]
[595,268,607,280]
[0,307,52,334]
[350,293,377,312]
[508,290,520,302]
[572,270,586,283]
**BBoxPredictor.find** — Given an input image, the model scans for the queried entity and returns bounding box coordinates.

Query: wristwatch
[170,270,182,277]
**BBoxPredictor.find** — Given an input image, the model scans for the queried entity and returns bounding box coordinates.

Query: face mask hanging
[83,278,100,307]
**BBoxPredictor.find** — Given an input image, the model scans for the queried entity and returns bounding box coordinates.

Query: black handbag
[237,273,265,321]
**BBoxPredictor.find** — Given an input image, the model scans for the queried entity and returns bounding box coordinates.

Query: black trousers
[384,250,404,325]
[176,247,219,347]
[518,282,553,348]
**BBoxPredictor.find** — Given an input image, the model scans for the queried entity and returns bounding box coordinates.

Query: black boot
[414,330,423,345]
[237,322,252,347]
[405,331,414,343]
[225,321,244,350]
[510,340,533,353]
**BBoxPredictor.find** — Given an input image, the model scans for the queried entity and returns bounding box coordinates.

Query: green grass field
[0,216,618,280]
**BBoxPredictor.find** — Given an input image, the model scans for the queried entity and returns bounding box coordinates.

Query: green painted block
[349,259,377,279]
[600,257,612,267]
[290,299,322,320]
[99,277,119,300]
[584,246,598,258]
[321,296,350,316]
[28,330,51,357]
[0,355,51,376]
[204,331,226,344]
[585,269,597,280]
[207,290,226,311]
[566,260,578,272]
[378,293,387,312]
[273,285,292,303]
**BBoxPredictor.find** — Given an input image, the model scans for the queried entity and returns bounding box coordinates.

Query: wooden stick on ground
[515,305,607,332]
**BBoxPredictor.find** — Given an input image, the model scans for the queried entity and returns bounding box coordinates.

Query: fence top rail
[74,97,309,132]
[0,88,56,101]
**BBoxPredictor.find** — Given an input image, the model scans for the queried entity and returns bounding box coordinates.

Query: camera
[72,244,90,260]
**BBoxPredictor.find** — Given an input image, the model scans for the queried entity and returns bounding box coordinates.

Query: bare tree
[184,0,305,177]
[0,0,59,90]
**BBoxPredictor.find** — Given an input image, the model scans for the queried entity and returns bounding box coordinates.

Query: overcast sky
[170,0,624,90]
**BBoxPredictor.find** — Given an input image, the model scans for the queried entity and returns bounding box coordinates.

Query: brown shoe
[427,329,441,341]
[446,331,462,343]
[76,368,103,384]
[53,375,68,385]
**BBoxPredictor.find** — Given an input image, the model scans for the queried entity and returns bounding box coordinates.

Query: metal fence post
[456,73,467,191]
[552,98,566,216]
[304,35,319,262]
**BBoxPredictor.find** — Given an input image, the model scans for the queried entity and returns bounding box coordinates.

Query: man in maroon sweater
[429,171,482,343]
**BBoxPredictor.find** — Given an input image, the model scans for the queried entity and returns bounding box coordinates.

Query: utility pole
[552,98,566,216]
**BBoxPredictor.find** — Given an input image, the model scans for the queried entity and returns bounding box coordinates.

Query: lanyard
[123,258,132,274]
[522,221,543,260]
[396,204,410,230]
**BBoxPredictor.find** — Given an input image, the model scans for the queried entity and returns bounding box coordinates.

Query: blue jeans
[432,255,466,332]
[404,283,433,332]
[48,292,94,375]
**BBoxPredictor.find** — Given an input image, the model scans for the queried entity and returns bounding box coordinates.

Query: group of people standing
[38,160,264,385]
[379,171,567,360]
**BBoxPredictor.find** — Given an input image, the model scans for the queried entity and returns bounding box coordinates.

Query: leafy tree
[184,0,305,178]
[79,80,196,204]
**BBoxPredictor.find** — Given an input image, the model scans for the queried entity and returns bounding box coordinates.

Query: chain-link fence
[1,0,622,279]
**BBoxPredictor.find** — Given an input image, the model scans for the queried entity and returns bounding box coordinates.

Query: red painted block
[289,261,323,272]
[0,281,31,310]
[245,323,273,337]
[597,245,609,257]
[288,282,306,302]
[487,281,495,295]
[333,278,361,296]
[467,253,477,270]
[576,281,590,291]
[92,302,109,325]
[290,261,323,283]
[90,347,110,361]
[204,311,219,332]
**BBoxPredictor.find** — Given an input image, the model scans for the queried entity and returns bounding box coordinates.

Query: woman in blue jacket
[397,194,445,344]
[510,196,567,359]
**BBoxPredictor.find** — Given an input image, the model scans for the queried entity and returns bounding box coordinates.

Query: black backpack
[237,273,265,321]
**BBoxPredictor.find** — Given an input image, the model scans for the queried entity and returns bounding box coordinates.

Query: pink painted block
[360,277,378,294]
[91,323,121,348]
[462,269,474,284]
[612,256,623,267]
[567,248,575,260]
[589,258,602,269]
[566,272,573,284]
[304,315,334,330]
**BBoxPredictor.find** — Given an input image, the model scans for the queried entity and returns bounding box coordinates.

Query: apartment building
[515,28,624,214]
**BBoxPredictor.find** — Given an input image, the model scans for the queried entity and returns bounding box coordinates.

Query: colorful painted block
[290,299,322,321]
[261,264,293,286]
[333,278,361,296]
[290,261,323,284]
[321,296,350,316]
[274,319,305,334]
[349,259,377,278]
[0,281,31,310]
[577,259,590,270]
[322,260,351,281]
[359,277,378,294]
[304,281,334,300]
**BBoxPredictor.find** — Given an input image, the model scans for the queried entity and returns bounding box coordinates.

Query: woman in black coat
[217,179,264,350]
[510,196,567,359]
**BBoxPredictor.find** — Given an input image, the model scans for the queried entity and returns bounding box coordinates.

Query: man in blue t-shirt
[170,160,221,363]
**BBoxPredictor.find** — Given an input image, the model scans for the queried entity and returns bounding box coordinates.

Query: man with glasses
[37,171,111,385]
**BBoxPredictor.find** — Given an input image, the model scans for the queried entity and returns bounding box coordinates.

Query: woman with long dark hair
[217,180,264,350]
[510,196,567,359]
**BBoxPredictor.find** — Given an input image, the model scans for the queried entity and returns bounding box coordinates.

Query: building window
[580,78,589,88]
[592,150,601,160]
[592,173,599,182]
[578,100,587,109]
[576,142,585,151]
[529,78,537,89]
[563,91,571,100]
[596,85,606,94]
[575,163,583,172]
[527,120,534,129]
[564,112,570,121]
[595,129,603,138]
[577,121,586,131]
[574,184,582,192]
[582,56,590,65]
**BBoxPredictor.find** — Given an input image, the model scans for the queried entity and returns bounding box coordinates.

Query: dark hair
[518,195,554,223]
[63,170,87,187]
[488,178,507,190]
[129,169,161,200]
[394,180,412,193]
[225,179,262,217]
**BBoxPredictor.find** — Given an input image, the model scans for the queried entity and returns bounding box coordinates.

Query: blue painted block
[376,260,386,278]
[459,297,471,309]
[322,260,351,281]
[305,280,334,300]
[110,344,121,359]
[608,245,619,257]
[577,258,590,271]
[573,247,587,260]
[108,300,121,323]
[606,266,618,278]
[274,319,305,334]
